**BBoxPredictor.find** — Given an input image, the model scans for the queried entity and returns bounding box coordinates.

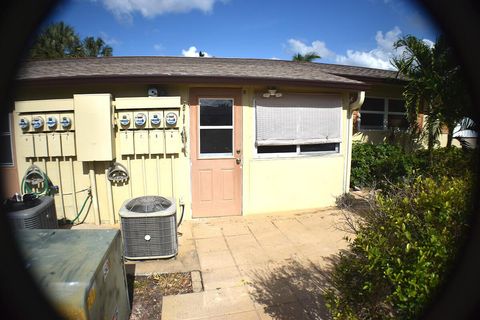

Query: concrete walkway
[157,209,350,320]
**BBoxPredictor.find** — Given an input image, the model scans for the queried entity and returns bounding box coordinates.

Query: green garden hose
[71,193,93,225]
[21,165,54,197]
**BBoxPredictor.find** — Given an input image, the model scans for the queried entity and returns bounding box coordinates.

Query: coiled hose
[21,165,54,197]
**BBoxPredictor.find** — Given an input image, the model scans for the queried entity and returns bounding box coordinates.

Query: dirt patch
[128,272,193,320]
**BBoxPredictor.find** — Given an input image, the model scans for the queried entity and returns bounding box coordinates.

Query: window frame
[0,113,14,167]
[197,97,235,159]
[359,96,407,131]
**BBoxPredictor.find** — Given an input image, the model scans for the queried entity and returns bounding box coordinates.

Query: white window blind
[255,93,342,146]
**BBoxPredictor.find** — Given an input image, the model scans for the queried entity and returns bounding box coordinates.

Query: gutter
[344,91,365,193]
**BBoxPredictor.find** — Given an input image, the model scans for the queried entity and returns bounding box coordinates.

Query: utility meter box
[118,112,133,130]
[164,110,179,128]
[120,130,135,155]
[60,132,76,157]
[15,229,131,320]
[31,114,45,132]
[58,113,74,131]
[45,114,59,131]
[148,111,163,129]
[74,94,115,161]
[18,134,35,158]
[33,133,48,158]
[133,111,148,129]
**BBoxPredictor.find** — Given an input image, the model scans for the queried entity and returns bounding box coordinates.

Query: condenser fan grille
[125,196,172,213]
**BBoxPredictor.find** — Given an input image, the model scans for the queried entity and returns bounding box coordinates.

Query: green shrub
[350,143,476,189]
[325,175,473,319]
[350,142,416,189]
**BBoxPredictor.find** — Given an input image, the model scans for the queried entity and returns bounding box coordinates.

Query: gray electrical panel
[15,229,130,320]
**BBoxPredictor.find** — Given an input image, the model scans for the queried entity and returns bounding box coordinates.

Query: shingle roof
[16,56,405,88]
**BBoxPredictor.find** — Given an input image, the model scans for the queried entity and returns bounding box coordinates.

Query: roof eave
[16,74,370,91]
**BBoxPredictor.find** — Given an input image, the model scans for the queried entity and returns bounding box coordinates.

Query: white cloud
[181,46,211,57]
[286,39,335,58]
[99,31,120,46]
[422,38,434,48]
[335,27,403,70]
[153,44,163,51]
[97,0,224,21]
[285,27,434,70]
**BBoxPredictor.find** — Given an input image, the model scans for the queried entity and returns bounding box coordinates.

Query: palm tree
[392,35,471,154]
[292,52,321,62]
[30,22,83,59]
[82,36,113,57]
[30,22,113,59]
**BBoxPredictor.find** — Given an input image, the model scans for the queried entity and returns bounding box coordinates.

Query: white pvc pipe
[142,155,147,195]
[105,167,115,224]
[89,162,100,225]
[127,156,132,197]
[56,157,66,220]
[170,154,175,199]
[156,155,160,195]
[69,157,78,217]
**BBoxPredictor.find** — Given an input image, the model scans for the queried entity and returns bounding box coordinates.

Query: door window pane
[200,99,233,126]
[200,129,233,154]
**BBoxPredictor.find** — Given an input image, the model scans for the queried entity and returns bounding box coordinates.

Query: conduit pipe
[56,157,66,220]
[142,155,147,195]
[88,162,100,225]
[344,91,365,193]
[105,167,115,224]
[127,156,132,198]
[170,155,175,199]
[69,157,78,217]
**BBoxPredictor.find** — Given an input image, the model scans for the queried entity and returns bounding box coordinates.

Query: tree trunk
[446,130,453,148]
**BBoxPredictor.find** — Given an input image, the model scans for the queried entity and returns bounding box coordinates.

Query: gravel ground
[128,272,193,320]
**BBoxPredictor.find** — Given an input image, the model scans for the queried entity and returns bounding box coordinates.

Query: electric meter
[120,114,130,127]
[165,112,178,126]
[150,113,161,126]
[46,116,57,129]
[134,113,147,127]
[19,118,29,130]
[60,116,72,129]
[31,116,44,130]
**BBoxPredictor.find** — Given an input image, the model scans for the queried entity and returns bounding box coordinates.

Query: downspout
[344,91,365,193]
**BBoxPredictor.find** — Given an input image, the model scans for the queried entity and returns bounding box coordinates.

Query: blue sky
[46,0,439,70]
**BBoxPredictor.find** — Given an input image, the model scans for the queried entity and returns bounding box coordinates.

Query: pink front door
[190,88,242,218]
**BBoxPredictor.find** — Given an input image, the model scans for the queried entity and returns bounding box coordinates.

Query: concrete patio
[121,208,350,320]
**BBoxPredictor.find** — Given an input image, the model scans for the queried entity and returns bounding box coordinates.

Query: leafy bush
[350,142,417,189]
[351,143,476,189]
[325,175,473,319]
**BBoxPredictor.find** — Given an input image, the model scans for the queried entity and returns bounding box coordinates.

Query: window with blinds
[255,93,342,155]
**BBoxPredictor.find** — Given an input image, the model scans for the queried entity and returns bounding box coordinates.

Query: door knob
[236,158,241,164]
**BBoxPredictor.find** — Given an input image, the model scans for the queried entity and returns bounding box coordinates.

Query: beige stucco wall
[241,88,350,215]
[12,83,355,223]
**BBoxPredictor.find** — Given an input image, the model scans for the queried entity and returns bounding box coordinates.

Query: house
[1,57,408,223]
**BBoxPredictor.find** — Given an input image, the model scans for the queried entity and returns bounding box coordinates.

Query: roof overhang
[16,74,370,91]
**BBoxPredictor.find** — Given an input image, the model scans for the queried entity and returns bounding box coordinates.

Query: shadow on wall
[247,258,338,320]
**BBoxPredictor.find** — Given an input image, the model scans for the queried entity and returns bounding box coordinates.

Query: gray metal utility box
[15,229,130,320]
